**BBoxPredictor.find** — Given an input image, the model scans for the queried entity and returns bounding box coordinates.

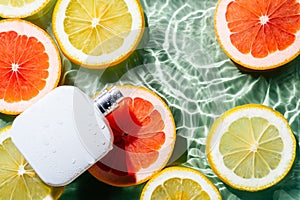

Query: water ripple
[65,0,300,199]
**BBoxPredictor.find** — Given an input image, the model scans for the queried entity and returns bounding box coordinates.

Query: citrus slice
[52,0,145,68]
[140,166,222,200]
[214,0,300,70]
[0,0,54,18]
[0,19,61,115]
[0,126,64,199]
[88,85,176,186]
[206,104,296,191]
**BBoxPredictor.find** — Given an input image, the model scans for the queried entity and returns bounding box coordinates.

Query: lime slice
[206,104,296,191]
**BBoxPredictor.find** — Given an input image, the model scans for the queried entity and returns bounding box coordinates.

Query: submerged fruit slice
[0,126,64,199]
[52,0,144,68]
[0,19,61,115]
[0,0,53,18]
[88,85,176,186]
[140,166,221,200]
[206,104,296,191]
[215,0,300,70]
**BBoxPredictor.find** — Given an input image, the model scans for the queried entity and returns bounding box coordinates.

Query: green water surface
[1,0,300,199]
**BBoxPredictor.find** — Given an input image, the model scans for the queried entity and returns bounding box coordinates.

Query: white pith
[117,86,176,182]
[141,167,220,200]
[53,0,144,67]
[0,127,59,200]
[207,106,295,189]
[0,20,61,114]
[215,0,300,69]
[0,0,50,18]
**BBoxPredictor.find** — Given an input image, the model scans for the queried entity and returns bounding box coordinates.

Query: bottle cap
[94,87,123,116]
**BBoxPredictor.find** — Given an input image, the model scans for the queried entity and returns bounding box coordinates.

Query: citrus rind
[206,104,296,191]
[214,0,300,70]
[140,166,222,200]
[0,19,61,115]
[88,85,176,186]
[0,0,52,18]
[52,0,145,68]
[0,126,64,199]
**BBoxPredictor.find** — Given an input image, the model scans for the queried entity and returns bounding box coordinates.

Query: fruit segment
[207,104,296,191]
[88,85,176,186]
[215,0,300,69]
[0,19,61,115]
[0,31,48,103]
[64,0,132,56]
[53,0,144,68]
[220,117,283,179]
[151,178,210,200]
[226,0,300,58]
[0,0,53,18]
[97,97,165,179]
[0,127,64,200]
[140,167,221,200]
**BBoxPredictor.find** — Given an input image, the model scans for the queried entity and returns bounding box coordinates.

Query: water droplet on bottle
[93,132,97,135]
[101,125,106,129]
[102,142,106,145]
[52,150,57,153]
[72,159,76,164]
[88,160,95,165]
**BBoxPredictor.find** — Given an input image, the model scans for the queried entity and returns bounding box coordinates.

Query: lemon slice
[140,166,221,200]
[0,0,54,18]
[52,0,145,68]
[206,104,296,191]
[0,126,64,199]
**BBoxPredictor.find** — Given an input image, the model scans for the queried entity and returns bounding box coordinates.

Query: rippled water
[69,0,300,199]
[1,0,300,199]
[54,0,300,199]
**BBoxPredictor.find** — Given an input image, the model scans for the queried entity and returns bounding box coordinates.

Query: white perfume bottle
[10,86,123,186]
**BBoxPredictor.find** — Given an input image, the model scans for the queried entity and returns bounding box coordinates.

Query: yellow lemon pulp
[140,166,221,200]
[151,178,210,200]
[53,0,144,68]
[64,0,132,56]
[0,0,35,7]
[0,0,53,19]
[206,104,296,191]
[220,117,283,179]
[0,127,64,199]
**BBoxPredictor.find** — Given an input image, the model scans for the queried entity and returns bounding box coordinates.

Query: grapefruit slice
[0,19,61,115]
[0,0,54,18]
[215,0,300,70]
[0,126,64,199]
[88,85,176,186]
[52,0,145,68]
[140,166,222,200]
[206,104,296,191]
